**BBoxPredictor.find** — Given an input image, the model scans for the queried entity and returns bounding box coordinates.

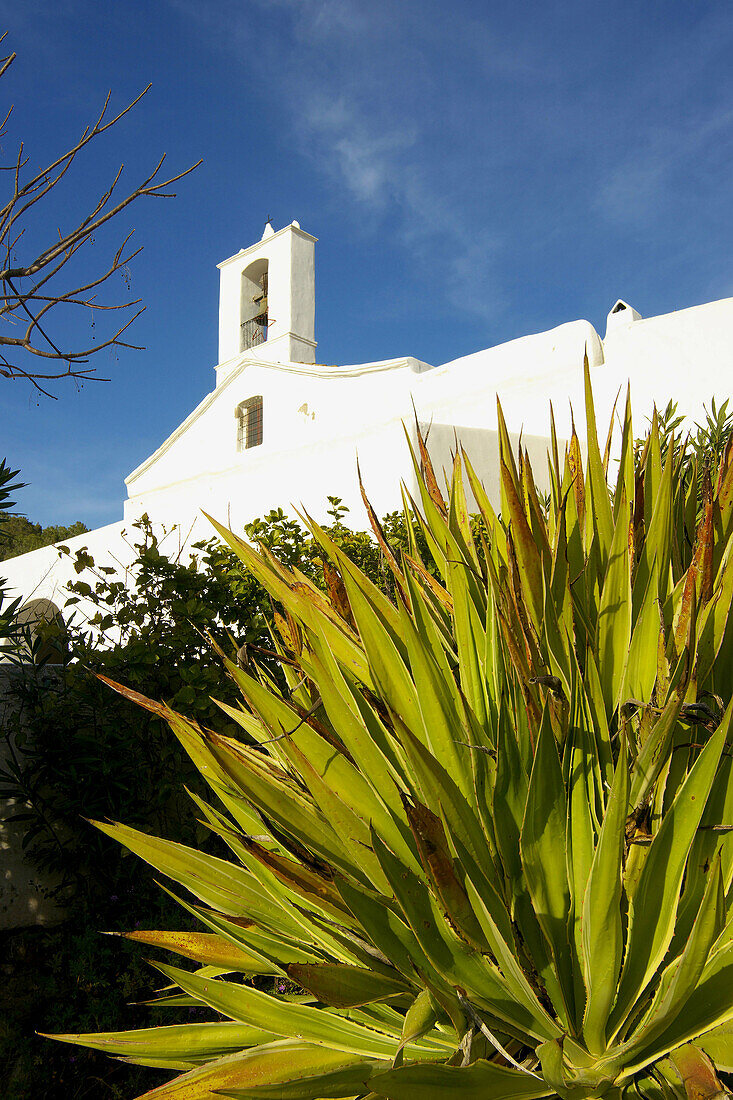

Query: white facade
[4,219,733,619]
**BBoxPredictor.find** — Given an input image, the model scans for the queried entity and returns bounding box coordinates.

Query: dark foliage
[0,516,88,562]
[0,499,416,1097]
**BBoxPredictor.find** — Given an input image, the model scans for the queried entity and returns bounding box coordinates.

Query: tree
[0,515,88,561]
[0,457,23,652]
[0,35,200,397]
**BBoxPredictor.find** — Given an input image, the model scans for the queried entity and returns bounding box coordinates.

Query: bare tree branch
[0,37,201,396]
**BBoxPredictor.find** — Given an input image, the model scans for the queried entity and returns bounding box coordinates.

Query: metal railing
[241,315,267,351]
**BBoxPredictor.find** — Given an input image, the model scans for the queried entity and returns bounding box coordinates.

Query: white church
[4,219,733,617]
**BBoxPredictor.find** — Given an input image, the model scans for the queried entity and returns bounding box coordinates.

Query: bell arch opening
[240,259,268,351]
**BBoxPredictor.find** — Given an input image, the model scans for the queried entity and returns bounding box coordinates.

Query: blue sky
[3,0,732,527]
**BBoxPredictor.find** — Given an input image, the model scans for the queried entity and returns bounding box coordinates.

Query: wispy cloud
[299,93,416,205]
[166,0,508,321]
[597,107,733,227]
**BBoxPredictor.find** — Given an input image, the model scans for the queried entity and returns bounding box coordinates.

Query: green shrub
[1,501,415,1097]
[47,375,733,1098]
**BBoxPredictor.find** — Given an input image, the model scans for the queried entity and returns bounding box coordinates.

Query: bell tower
[216,220,317,380]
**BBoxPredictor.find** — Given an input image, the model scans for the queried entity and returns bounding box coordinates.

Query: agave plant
[48,367,733,1099]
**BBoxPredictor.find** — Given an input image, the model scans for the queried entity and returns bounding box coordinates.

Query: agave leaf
[299,510,407,647]
[336,876,456,1006]
[186,789,261,869]
[629,683,687,809]
[449,450,481,571]
[402,484,448,580]
[626,937,733,1069]
[114,931,280,975]
[43,1022,276,1063]
[337,565,424,735]
[397,571,476,800]
[522,448,552,565]
[581,737,629,1055]
[218,1058,382,1099]
[583,353,614,570]
[273,738,389,893]
[544,535,573,702]
[150,849,361,974]
[402,796,488,950]
[662,1043,728,1100]
[391,717,496,879]
[445,552,490,733]
[304,627,410,813]
[236,831,365,925]
[613,388,635,520]
[610,719,727,1038]
[696,540,733,690]
[499,448,545,638]
[643,410,663,531]
[596,491,632,718]
[357,460,406,598]
[635,448,674,620]
[370,1058,554,1100]
[403,550,454,614]
[581,649,614,794]
[697,1020,733,1073]
[370,829,540,1038]
[403,432,476,582]
[462,446,507,564]
[463,875,562,1042]
[400,564,461,705]
[99,679,268,840]
[493,707,528,904]
[195,731,356,880]
[401,989,439,1044]
[90,820,301,932]
[520,706,574,1023]
[132,1041,375,1100]
[622,560,662,707]
[191,911,324,971]
[621,854,725,1065]
[567,421,586,535]
[135,993,202,1008]
[152,962,430,1062]
[120,1056,199,1070]
[565,714,597,1022]
[204,513,372,688]
[672,703,733,949]
[410,419,448,518]
[286,963,412,1009]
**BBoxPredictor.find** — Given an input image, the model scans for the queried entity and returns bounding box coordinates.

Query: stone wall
[0,666,66,930]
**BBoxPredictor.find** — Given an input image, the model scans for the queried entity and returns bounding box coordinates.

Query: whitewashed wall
[4,297,733,615]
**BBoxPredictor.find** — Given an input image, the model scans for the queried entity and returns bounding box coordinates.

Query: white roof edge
[217,355,432,379]
[125,355,431,487]
[217,224,318,269]
[437,318,604,373]
[608,294,733,328]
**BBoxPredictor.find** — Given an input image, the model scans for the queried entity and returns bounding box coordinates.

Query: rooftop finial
[261,216,275,240]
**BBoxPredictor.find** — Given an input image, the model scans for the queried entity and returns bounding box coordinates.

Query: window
[236,396,263,450]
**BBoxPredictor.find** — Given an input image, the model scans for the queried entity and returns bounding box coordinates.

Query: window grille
[241,315,267,351]
[241,272,269,351]
[236,396,263,451]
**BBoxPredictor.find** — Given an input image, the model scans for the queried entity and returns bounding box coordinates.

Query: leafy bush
[1,500,415,1097]
[47,375,733,1098]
